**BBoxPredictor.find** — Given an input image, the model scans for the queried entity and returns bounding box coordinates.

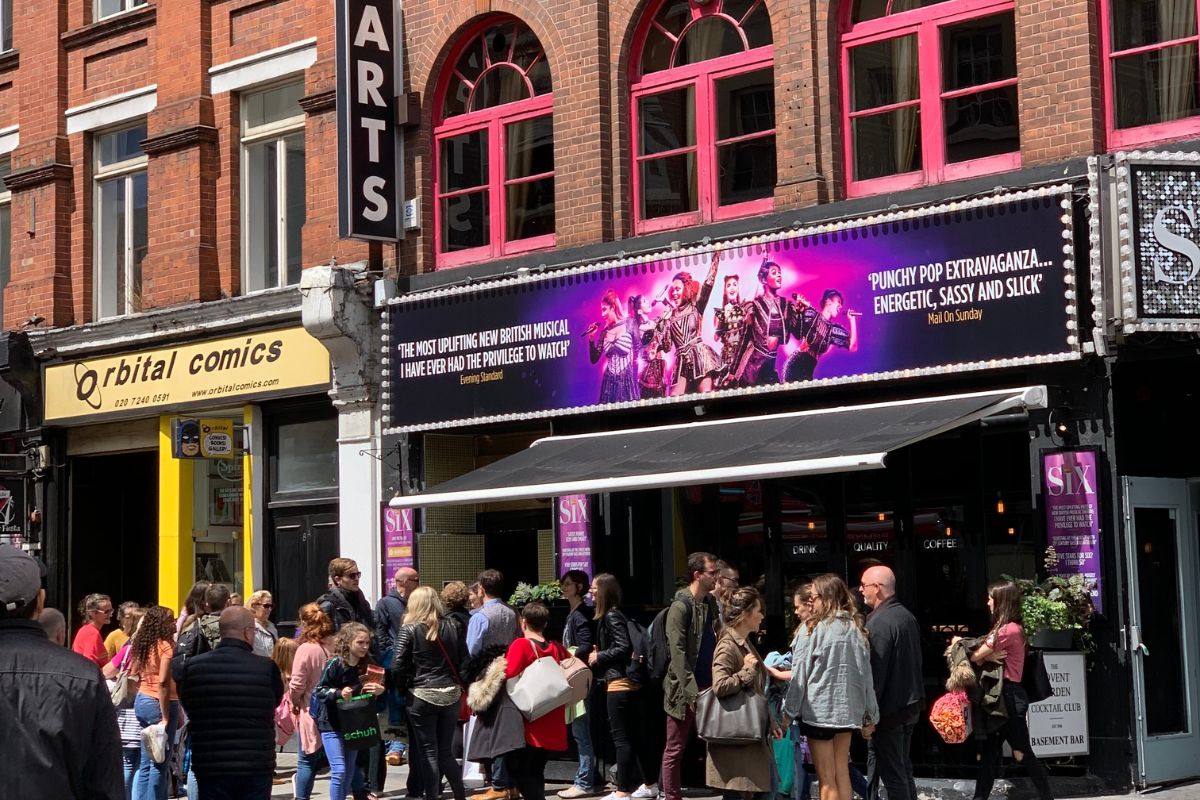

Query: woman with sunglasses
[249,590,278,657]
[318,558,375,634]
[73,593,114,667]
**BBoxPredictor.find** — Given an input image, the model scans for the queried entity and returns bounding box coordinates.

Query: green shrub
[509,581,563,606]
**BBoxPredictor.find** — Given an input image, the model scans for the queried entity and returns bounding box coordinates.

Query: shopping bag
[336,695,382,751]
[461,716,486,789]
[141,721,168,764]
[772,737,794,796]
[929,691,972,744]
[506,640,573,721]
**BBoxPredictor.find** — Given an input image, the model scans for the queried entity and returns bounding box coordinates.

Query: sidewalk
[268,751,1200,800]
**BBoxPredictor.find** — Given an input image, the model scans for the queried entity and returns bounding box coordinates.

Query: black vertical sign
[336,0,403,241]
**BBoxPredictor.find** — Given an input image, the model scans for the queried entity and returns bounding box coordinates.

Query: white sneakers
[632,785,661,799]
[558,787,595,799]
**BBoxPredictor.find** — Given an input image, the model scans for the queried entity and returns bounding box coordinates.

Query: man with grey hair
[38,606,67,645]
[860,565,924,800]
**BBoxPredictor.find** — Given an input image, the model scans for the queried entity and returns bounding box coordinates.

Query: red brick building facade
[0,0,1166,326]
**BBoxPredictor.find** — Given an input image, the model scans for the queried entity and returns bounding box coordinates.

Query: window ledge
[61,5,156,51]
[0,50,18,75]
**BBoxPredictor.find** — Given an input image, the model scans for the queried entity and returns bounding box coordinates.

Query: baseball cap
[0,543,42,614]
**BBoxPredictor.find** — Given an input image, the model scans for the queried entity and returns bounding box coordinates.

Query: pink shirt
[290,638,334,755]
[986,622,1025,682]
[72,624,109,668]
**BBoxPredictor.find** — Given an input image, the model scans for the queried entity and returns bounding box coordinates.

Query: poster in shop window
[1042,449,1103,613]
[384,188,1080,432]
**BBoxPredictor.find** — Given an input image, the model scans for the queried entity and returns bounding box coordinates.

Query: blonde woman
[392,585,468,800]
[105,602,142,658]
[248,590,278,657]
[783,574,878,800]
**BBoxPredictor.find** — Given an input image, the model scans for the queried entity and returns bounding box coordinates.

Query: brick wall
[0,0,1156,324]
[2,0,376,329]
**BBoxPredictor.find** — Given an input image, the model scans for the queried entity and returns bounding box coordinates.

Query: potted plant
[1012,547,1095,653]
[508,581,563,607]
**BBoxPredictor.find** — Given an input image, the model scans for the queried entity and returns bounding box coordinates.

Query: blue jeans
[791,723,811,800]
[321,730,365,800]
[571,712,599,790]
[132,694,178,800]
[122,747,139,800]
[294,747,328,800]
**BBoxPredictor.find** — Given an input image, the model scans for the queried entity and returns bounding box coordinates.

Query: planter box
[1031,628,1076,650]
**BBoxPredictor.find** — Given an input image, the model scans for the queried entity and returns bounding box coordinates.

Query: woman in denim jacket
[783,574,878,800]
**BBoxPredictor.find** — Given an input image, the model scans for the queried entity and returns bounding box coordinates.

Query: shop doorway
[1122,477,1200,785]
[270,508,339,630]
[69,452,158,609]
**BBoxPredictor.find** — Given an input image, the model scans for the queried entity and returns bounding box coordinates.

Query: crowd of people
[0,544,1054,800]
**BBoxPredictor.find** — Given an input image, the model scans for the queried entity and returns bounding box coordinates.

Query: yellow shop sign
[44,327,331,422]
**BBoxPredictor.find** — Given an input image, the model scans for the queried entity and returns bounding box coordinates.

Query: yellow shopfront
[43,327,331,608]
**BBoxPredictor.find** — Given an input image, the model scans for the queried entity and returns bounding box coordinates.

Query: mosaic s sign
[383,187,1081,432]
[1130,162,1200,317]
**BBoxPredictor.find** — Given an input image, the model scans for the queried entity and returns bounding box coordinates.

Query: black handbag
[336,695,382,751]
[1022,649,1053,704]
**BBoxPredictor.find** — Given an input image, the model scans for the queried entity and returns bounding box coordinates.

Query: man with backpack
[660,552,719,800]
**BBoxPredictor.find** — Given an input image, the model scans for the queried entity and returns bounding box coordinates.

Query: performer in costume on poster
[784,289,860,381]
[728,257,799,386]
[713,273,747,376]
[656,250,724,395]
[587,289,640,403]
[639,340,667,399]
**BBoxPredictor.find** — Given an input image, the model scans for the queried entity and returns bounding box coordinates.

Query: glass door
[1122,477,1200,785]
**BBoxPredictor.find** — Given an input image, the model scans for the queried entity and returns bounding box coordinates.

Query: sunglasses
[255,602,274,609]
[343,572,362,580]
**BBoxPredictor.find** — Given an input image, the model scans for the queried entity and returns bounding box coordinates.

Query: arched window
[1102,0,1200,148]
[434,18,554,266]
[630,0,775,234]
[842,0,1019,196]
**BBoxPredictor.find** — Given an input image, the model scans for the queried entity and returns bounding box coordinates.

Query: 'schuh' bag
[336,695,382,751]
[506,639,574,721]
[695,687,770,744]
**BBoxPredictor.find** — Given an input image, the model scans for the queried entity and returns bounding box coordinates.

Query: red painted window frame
[841,0,1019,198]
[629,0,776,236]
[433,17,555,269]
[1100,0,1200,149]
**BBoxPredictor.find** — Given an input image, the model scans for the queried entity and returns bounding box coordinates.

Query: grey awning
[390,386,1047,509]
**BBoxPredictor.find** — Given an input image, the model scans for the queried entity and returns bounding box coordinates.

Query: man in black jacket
[178,605,284,800]
[861,565,924,800]
[318,557,375,633]
[0,544,123,800]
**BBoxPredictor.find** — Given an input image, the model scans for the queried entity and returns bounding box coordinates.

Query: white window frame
[239,80,306,293]
[93,123,148,319]
[94,0,147,23]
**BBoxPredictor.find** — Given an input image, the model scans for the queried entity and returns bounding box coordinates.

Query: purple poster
[384,189,1077,431]
[557,495,593,579]
[1042,450,1103,613]
[382,505,416,584]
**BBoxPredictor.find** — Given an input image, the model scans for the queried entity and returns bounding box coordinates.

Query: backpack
[647,600,693,684]
[170,621,211,683]
[625,615,652,685]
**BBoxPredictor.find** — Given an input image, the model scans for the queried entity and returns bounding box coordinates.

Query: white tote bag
[461,715,486,788]
[505,639,573,721]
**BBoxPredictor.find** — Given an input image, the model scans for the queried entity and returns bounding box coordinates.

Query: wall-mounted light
[996,493,1005,514]
[807,521,816,530]
[877,512,886,522]
[1007,527,1015,537]
[945,526,954,537]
